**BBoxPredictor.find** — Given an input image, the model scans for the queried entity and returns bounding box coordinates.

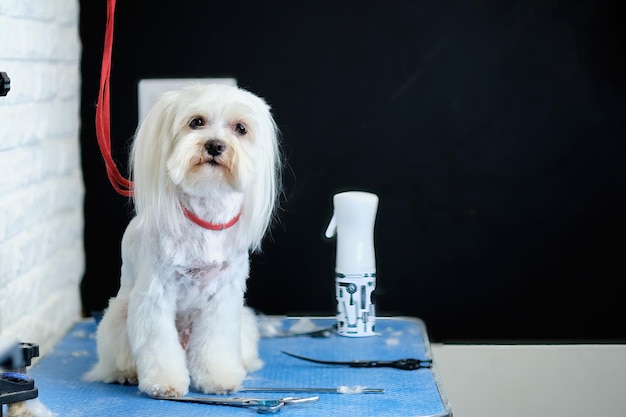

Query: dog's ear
[129,92,180,229]
[241,96,282,252]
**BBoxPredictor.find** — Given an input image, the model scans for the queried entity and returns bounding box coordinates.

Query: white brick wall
[0,0,84,357]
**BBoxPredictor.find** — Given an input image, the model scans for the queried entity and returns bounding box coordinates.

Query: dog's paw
[143,383,187,398]
[84,363,137,385]
[192,362,246,395]
[116,371,138,386]
[138,372,190,398]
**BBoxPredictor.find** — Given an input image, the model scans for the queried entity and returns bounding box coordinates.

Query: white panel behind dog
[137,78,237,123]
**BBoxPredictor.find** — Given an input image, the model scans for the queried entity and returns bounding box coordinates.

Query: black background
[79,0,625,343]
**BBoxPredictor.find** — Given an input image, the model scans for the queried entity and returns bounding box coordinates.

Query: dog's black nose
[205,139,226,156]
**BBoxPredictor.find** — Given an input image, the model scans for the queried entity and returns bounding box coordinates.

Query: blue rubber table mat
[28,316,452,417]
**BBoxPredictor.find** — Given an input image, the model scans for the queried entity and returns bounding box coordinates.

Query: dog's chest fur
[157,225,249,309]
[160,227,250,349]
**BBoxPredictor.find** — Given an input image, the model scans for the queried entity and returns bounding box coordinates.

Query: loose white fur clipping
[256,314,286,338]
[5,399,57,417]
[288,318,320,334]
[257,316,326,338]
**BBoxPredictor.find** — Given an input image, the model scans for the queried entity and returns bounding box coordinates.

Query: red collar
[181,206,241,230]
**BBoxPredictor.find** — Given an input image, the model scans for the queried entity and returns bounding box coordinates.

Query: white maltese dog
[85,84,281,397]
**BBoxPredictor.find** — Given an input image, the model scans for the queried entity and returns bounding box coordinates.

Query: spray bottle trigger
[325,213,336,238]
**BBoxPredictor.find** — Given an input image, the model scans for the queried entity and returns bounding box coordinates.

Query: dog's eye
[233,123,247,135]
[189,117,205,129]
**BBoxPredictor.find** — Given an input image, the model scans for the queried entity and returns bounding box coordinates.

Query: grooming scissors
[282,350,433,370]
[156,395,319,414]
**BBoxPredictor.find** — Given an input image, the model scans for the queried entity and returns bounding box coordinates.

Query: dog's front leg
[187,281,246,394]
[127,281,190,398]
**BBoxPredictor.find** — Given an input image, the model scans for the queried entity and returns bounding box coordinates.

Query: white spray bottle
[325,191,379,337]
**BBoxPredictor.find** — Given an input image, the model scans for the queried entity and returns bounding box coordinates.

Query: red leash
[94,0,239,231]
[95,0,134,197]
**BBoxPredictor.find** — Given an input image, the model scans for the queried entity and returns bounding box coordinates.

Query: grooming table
[27,317,452,416]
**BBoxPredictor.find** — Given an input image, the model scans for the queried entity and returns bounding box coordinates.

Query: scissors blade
[281,350,358,366]
[281,351,432,370]
[240,387,384,394]
[280,396,320,404]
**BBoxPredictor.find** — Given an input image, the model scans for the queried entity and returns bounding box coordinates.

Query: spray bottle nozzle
[324,214,337,238]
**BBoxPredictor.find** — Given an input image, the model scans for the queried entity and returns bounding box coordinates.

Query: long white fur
[84,84,281,397]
